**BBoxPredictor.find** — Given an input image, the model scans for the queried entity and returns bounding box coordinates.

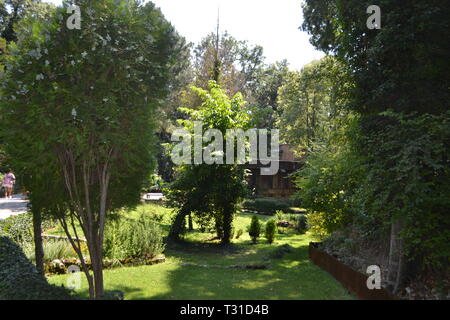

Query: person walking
[2,169,16,199]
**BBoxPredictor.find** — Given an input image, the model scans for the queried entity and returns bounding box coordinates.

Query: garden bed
[45,255,166,275]
[309,242,397,300]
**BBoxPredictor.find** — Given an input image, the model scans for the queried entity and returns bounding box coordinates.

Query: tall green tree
[0,0,55,275]
[301,0,450,293]
[247,60,290,128]
[0,0,54,43]
[0,0,184,298]
[167,82,250,244]
[277,56,351,155]
[301,0,449,115]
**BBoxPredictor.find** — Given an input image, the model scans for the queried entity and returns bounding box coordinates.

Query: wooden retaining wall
[309,242,397,300]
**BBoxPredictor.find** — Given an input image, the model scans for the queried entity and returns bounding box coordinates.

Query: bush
[296,215,308,234]
[21,240,76,263]
[0,212,56,243]
[265,219,277,244]
[104,214,165,260]
[242,198,290,215]
[0,236,73,300]
[43,240,76,263]
[248,215,261,244]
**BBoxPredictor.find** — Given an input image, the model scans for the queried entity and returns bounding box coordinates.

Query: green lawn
[47,204,353,300]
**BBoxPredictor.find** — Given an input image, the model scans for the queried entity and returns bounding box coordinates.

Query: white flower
[137,56,144,62]
[81,52,88,58]
[36,74,44,81]
[71,108,77,118]
[45,60,50,66]
[103,98,109,102]
[11,95,16,100]
[70,60,75,65]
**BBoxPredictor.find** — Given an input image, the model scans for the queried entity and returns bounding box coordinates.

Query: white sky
[46,0,324,70]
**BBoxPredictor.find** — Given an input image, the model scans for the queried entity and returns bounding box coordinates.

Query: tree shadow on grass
[65,284,144,300]
[150,239,353,300]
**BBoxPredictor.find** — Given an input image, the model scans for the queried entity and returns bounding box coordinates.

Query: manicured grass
[47,203,353,300]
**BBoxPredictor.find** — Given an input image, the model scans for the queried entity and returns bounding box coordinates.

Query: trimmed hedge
[0,236,73,300]
[242,198,291,215]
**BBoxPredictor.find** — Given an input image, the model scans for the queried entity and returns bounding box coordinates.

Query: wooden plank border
[309,242,398,300]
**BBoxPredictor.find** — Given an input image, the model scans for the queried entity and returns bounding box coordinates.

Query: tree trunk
[91,238,104,299]
[32,209,44,275]
[221,207,233,244]
[215,217,224,241]
[169,209,188,241]
[188,213,193,231]
[387,219,406,294]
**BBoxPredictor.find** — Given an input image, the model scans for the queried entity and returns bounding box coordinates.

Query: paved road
[0,194,29,220]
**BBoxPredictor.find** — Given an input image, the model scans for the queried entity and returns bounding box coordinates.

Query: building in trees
[246,144,301,200]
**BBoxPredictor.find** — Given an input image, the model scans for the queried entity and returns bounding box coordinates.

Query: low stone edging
[309,242,397,300]
[180,262,269,270]
[45,255,166,275]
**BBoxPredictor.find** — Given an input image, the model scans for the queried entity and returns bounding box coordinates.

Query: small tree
[265,219,277,244]
[248,215,261,244]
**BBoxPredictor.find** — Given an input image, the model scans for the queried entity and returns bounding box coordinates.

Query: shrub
[265,219,277,244]
[275,210,284,222]
[296,215,308,234]
[43,240,76,263]
[0,236,73,300]
[0,213,34,243]
[104,214,165,260]
[235,229,243,239]
[242,199,290,215]
[306,211,329,238]
[0,212,56,243]
[248,215,261,244]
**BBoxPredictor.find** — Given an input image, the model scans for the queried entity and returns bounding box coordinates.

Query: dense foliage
[104,214,165,260]
[166,82,250,244]
[0,0,184,298]
[241,198,290,215]
[248,215,261,244]
[298,0,450,294]
[0,212,56,243]
[0,236,73,300]
[264,219,277,244]
[277,56,352,154]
